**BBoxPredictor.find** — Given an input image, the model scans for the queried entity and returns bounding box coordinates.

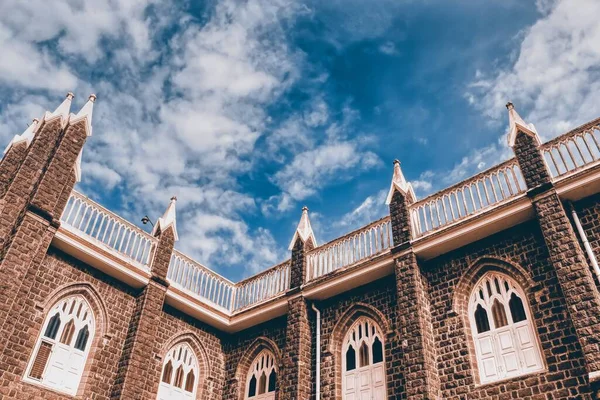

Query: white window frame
[245,349,277,400]
[24,295,95,396]
[468,272,544,384]
[157,342,200,400]
[342,316,387,400]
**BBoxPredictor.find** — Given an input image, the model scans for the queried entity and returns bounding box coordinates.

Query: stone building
[0,93,599,400]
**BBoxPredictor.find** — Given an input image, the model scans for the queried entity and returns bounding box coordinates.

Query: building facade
[0,93,599,399]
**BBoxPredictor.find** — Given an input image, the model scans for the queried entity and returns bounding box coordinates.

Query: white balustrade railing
[542,123,600,179]
[61,191,156,267]
[232,261,291,311]
[410,159,526,237]
[306,217,392,282]
[168,250,235,310]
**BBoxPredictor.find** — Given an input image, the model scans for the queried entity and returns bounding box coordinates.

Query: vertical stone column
[0,116,88,335]
[281,233,313,400]
[394,251,440,399]
[282,295,312,400]
[0,117,65,256]
[389,184,441,400]
[510,120,600,381]
[111,224,175,399]
[512,131,552,193]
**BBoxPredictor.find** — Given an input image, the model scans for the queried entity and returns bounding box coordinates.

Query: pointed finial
[506,101,539,147]
[45,92,74,126]
[288,206,317,250]
[73,93,96,137]
[385,158,415,204]
[152,196,179,241]
[3,118,41,154]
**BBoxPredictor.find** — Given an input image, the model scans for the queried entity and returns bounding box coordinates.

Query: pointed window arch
[342,317,386,399]
[157,342,199,400]
[468,272,544,383]
[25,295,95,396]
[245,349,277,400]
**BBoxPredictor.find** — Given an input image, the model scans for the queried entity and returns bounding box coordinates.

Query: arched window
[25,295,95,395]
[342,317,386,399]
[245,349,277,400]
[157,342,199,400]
[468,272,544,384]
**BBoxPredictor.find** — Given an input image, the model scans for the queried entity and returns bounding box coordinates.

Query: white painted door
[344,370,357,400]
[344,362,386,400]
[64,350,85,393]
[496,327,520,379]
[514,322,543,373]
[44,344,70,388]
[475,333,499,383]
[157,383,194,400]
[371,363,386,400]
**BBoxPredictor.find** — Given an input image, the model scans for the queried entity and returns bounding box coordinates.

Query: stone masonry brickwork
[1,98,600,400]
[425,220,594,399]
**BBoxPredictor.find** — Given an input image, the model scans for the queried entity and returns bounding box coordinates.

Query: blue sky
[1,0,599,281]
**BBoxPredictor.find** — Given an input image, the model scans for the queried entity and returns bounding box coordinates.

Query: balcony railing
[306,217,392,282]
[410,159,527,238]
[232,260,291,312]
[542,122,600,179]
[61,191,156,268]
[167,250,235,311]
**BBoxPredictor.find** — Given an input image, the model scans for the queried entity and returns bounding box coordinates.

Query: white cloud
[0,0,307,279]
[271,142,381,205]
[83,162,122,189]
[467,0,600,139]
[0,25,77,91]
[333,189,387,231]
[411,179,432,193]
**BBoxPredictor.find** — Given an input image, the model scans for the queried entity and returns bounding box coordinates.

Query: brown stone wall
[0,245,227,400]
[424,220,594,399]
[155,305,227,400]
[223,317,287,400]
[315,277,405,400]
[532,190,600,377]
[0,247,137,399]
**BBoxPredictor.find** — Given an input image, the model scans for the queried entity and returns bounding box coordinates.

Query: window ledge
[474,368,547,389]
[21,377,78,398]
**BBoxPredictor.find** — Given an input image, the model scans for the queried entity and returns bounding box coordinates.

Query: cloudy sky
[0,0,598,281]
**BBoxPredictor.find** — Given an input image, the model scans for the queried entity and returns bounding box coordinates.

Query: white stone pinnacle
[506,102,540,147]
[72,94,96,137]
[385,159,415,205]
[153,196,179,241]
[45,92,74,126]
[288,206,317,250]
[3,118,39,154]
